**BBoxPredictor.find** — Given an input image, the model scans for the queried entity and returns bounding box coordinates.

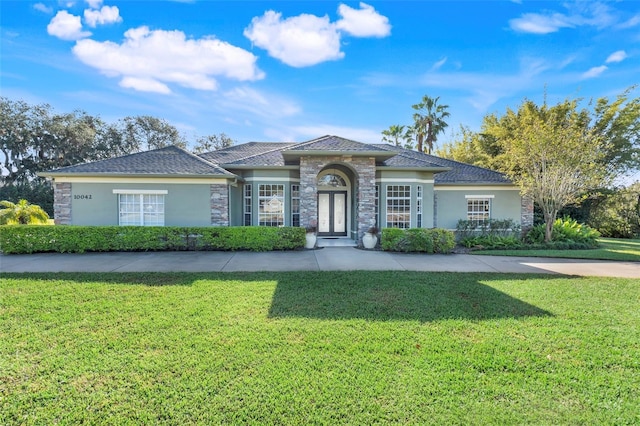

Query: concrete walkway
[1,248,639,277]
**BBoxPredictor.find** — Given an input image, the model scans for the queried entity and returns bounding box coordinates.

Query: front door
[318,191,347,236]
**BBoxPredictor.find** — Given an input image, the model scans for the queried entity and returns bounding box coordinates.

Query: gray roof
[374,144,511,184]
[42,145,234,177]
[42,135,511,185]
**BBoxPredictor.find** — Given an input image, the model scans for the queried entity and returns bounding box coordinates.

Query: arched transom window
[317,173,347,187]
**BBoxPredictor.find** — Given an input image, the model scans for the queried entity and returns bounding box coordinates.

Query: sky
[2,0,639,149]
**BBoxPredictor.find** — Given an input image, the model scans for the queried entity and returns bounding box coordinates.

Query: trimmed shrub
[381,228,455,254]
[456,218,522,241]
[460,235,523,249]
[0,226,306,254]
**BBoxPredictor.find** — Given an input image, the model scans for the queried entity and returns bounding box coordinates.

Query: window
[375,185,380,228]
[291,184,300,227]
[466,197,491,226]
[386,185,411,229]
[259,184,284,227]
[116,192,165,226]
[243,184,252,226]
[416,185,423,228]
[318,173,346,187]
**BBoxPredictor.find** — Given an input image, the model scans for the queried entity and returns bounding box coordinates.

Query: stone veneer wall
[53,182,72,225]
[210,183,229,226]
[521,194,534,234]
[299,155,376,245]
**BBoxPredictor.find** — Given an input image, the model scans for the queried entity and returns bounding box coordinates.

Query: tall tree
[412,95,450,154]
[192,133,235,154]
[118,116,187,152]
[381,125,413,149]
[493,99,609,242]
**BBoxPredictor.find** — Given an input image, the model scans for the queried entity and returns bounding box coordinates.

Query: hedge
[380,228,455,253]
[0,226,306,254]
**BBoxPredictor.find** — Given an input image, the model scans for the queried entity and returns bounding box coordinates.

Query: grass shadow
[268,272,553,322]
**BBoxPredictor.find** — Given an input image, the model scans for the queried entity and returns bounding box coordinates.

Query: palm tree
[0,199,50,225]
[412,95,450,154]
[381,124,413,148]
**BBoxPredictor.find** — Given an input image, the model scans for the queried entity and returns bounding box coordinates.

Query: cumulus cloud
[335,2,391,37]
[72,26,264,94]
[606,50,627,63]
[244,3,390,67]
[244,11,343,67]
[33,3,53,14]
[84,5,122,27]
[47,11,91,40]
[581,65,608,79]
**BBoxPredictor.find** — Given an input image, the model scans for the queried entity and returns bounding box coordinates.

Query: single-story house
[41,135,533,244]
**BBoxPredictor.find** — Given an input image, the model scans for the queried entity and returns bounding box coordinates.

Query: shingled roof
[374,144,511,184]
[41,145,234,177]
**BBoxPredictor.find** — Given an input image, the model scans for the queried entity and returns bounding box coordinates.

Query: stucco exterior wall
[65,182,217,226]
[434,186,522,229]
[377,171,435,229]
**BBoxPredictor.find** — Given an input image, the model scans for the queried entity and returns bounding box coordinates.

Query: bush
[455,218,522,241]
[460,235,523,249]
[380,228,455,253]
[0,226,306,254]
[525,217,600,247]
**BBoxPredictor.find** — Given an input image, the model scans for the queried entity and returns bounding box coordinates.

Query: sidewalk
[1,248,639,277]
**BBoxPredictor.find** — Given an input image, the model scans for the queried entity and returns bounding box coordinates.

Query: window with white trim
[416,185,423,228]
[259,184,284,227]
[466,197,491,226]
[116,192,165,226]
[243,184,252,226]
[386,185,411,229]
[291,184,300,227]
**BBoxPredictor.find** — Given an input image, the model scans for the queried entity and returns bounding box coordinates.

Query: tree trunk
[543,209,557,243]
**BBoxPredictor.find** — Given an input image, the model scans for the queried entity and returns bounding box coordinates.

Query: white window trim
[386,184,412,229]
[113,189,168,195]
[465,194,495,199]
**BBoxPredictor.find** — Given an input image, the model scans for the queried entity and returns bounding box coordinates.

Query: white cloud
[222,86,301,118]
[244,11,343,67]
[606,50,627,63]
[509,2,621,34]
[85,0,103,9]
[431,57,447,71]
[47,11,91,40]
[335,2,391,38]
[72,26,264,94]
[581,65,608,79]
[509,12,574,34]
[244,4,391,68]
[84,5,122,27]
[33,3,53,14]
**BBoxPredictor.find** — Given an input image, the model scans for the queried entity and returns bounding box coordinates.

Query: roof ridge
[173,145,235,176]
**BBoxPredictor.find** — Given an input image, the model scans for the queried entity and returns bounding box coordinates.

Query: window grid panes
[386,185,411,229]
[291,184,300,227]
[259,184,284,227]
[467,198,491,226]
[416,185,423,228]
[119,194,164,226]
[244,184,252,226]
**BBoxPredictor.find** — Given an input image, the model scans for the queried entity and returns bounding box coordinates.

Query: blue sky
[2,0,639,148]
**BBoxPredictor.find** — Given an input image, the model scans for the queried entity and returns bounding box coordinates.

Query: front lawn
[2,272,639,424]
[473,237,640,261]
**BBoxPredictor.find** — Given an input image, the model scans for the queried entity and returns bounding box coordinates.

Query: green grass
[473,237,640,261]
[2,272,639,424]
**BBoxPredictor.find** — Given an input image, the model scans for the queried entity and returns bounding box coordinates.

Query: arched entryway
[316,166,353,238]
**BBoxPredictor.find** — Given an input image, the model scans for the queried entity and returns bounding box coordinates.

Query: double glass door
[317,191,347,236]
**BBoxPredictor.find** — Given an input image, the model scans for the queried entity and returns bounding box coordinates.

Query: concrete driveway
[1,248,639,278]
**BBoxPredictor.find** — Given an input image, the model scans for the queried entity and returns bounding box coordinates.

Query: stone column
[210,183,229,226]
[53,182,72,225]
[354,157,376,243]
[521,194,534,235]
[299,157,322,229]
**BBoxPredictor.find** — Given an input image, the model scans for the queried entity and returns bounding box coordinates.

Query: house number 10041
[74,194,92,200]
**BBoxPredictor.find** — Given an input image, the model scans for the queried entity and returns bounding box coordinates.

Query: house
[40,135,533,244]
